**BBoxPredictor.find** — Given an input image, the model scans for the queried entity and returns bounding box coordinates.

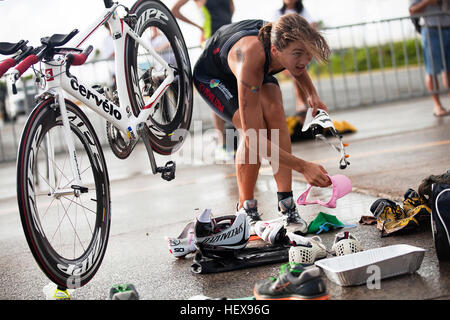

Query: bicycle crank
[136,122,176,181]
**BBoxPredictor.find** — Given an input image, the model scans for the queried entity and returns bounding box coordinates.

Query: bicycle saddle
[0,40,27,55]
[41,29,79,47]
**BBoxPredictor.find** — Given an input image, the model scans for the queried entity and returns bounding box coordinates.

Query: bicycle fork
[50,89,88,197]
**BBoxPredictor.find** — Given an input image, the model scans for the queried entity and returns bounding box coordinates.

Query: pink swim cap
[297,174,352,208]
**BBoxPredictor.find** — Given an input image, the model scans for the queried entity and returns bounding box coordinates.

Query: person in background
[274,0,318,125]
[409,0,450,117]
[172,0,236,161]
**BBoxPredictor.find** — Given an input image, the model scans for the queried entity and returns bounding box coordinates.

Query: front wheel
[17,98,111,288]
[125,0,193,155]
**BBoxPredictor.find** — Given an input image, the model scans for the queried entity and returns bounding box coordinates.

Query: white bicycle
[0,0,193,289]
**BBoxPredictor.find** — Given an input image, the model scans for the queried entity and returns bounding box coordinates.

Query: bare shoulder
[227,36,266,75]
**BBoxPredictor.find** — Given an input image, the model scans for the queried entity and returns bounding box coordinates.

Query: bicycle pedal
[156,161,176,181]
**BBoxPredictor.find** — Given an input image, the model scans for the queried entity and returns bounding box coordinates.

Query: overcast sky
[0,0,412,49]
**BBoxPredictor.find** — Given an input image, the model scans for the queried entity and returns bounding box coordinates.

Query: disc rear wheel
[126,0,193,155]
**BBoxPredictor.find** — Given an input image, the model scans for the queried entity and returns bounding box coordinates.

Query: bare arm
[293,71,328,115]
[171,0,203,31]
[228,38,330,187]
[410,0,439,15]
[229,0,235,15]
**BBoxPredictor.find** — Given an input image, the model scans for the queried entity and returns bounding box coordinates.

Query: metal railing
[0,12,448,163]
[302,12,449,111]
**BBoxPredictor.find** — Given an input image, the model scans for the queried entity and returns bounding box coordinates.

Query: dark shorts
[193,56,279,123]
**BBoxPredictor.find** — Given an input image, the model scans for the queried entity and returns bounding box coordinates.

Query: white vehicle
[4,79,37,120]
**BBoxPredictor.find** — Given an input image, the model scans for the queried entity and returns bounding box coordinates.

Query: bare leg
[260,83,292,193]
[232,111,262,209]
[443,71,450,103]
[212,112,226,147]
[426,74,447,116]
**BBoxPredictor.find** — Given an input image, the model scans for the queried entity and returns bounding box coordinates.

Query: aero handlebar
[14,54,39,79]
[68,45,93,66]
[0,58,17,78]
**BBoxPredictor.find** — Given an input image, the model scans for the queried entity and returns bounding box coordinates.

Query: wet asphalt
[0,95,449,300]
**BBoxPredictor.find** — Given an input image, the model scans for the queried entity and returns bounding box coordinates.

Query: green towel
[307,212,353,234]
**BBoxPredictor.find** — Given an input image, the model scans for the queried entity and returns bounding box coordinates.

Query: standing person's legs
[443,28,450,103]
[444,71,450,102]
[212,113,226,147]
[232,81,307,234]
[212,112,235,161]
[232,108,263,209]
[259,83,292,193]
[422,27,449,116]
[425,74,447,115]
[231,82,292,208]
[259,81,307,234]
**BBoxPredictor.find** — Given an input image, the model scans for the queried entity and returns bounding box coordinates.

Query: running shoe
[253,263,329,300]
[165,221,197,258]
[380,216,420,236]
[278,197,308,235]
[331,231,363,256]
[403,188,431,223]
[109,284,139,300]
[371,198,421,235]
[237,199,262,235]
[288,235,327,264]
[254,218,286,244]
[370,198,407,221]
[403,188,427,212]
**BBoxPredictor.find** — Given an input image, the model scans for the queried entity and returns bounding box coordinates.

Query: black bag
[411,17,421,34]
[431,183,450,261]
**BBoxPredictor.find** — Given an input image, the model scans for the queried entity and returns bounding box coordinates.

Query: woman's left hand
[308,94,328,116]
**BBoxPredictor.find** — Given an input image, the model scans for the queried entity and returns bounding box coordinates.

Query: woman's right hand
[300,161,331,187]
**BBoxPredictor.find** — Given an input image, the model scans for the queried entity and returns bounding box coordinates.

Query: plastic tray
[314,244,425,286]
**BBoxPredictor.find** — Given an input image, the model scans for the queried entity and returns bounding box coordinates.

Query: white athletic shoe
[165,221,197,258]
[331,231,363,256]
[278,197,308,235]
[254,218,286,244]
[237,199,262,235]
[288,235,327,264]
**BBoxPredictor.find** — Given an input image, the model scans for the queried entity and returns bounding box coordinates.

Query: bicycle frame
[41,3,174,187]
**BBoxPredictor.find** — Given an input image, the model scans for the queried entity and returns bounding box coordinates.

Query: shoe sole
[253,288,330,300]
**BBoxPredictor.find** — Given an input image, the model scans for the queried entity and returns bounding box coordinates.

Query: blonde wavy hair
[258,13,330,64]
